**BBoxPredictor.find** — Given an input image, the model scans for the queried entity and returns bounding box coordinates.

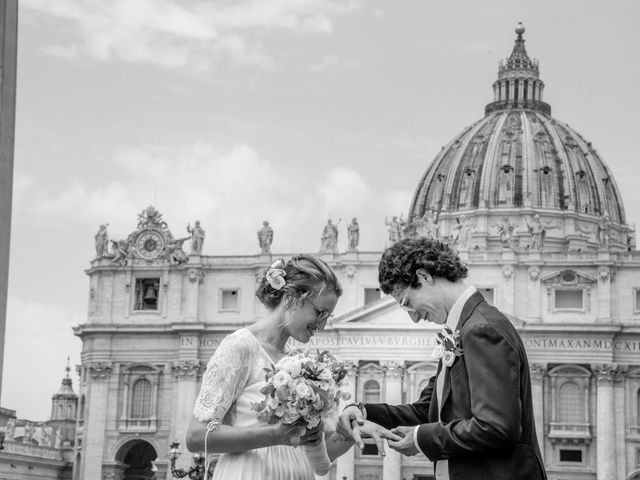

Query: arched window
[558,382,582,423]
[58,404,63,417]
[131,379,152,419]
[363,380,380,404]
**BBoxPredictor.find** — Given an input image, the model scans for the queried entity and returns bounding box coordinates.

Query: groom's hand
[351,420,402,456]
[387,426,420,456]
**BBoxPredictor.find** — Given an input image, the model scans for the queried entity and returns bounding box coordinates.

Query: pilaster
[592,363,617,480]
[381,361,404,480]
[336,361,358,480]
[83,362,113,480]
[529,362,547,456]
[171,360,205,471]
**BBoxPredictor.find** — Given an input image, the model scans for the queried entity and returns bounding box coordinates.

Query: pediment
[540,269,596,286]
[329,296,431,328]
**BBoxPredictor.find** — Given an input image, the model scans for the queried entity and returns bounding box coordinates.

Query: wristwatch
[343,401,367,420]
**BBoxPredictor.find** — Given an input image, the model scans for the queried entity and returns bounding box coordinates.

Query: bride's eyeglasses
[306,298,334,323]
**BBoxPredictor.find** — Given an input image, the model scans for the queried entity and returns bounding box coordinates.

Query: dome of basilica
[408,24,629,253]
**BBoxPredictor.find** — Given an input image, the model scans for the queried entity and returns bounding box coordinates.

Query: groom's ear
[415,269,433,286]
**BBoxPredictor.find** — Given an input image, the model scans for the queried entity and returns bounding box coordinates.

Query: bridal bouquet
[251,349,351,475]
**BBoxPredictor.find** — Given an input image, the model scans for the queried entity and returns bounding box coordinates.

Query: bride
[186,254,354,479]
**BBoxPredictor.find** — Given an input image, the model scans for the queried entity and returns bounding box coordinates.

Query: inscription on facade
[524,337,612,350]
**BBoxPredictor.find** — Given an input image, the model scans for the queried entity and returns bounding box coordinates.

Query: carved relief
[592,364,618,384]
[598,266,611,282]
[344,265,357,280]
[502,265,514,279]
[382,361,405,378]
[529,363,547,383]
[171,360,205,379]
[528,267,540,281]
[188,268,205,284]
[87,362,113,380]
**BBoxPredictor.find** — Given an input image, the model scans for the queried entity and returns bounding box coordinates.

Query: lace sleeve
[193,331,253,423]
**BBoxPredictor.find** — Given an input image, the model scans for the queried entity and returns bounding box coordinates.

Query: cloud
[15,141,412,254]
[23,0,361,70]
[2,297,83,420]
[309,54,353,72]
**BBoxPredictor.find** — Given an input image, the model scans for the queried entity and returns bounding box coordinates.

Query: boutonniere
[431,326,463,367]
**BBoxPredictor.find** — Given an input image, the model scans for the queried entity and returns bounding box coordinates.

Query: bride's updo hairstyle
[256,254,342,310]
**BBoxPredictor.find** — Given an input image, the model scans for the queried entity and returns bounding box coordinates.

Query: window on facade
[637,388,640,426]
[364,287,381,306]
[361,443,379,456]
[131,379,153,419]
[555,289,583,309]
[635,289,640,313]
[478,288,494,305]
[221,289,239,311]
[559,449,582,462]
[363,380,381,404]
[79,396,85,420]
[134,278,159,311]
[558,382,583,423]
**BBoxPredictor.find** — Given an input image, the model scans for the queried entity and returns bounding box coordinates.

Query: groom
[337,237,547,479]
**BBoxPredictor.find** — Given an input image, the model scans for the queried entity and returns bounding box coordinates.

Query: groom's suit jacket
[366,292,547,480]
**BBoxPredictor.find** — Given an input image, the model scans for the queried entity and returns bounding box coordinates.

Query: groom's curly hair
[378,237,468,294]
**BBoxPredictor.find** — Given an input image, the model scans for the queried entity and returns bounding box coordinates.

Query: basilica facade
[74,25,640,480]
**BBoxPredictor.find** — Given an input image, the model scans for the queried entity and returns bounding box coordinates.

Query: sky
[2,0,640,420]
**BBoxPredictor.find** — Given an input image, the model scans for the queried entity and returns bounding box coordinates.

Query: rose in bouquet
[251,349,351,475]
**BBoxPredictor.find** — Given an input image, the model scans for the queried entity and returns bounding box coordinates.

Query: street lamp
[168,440,206,480]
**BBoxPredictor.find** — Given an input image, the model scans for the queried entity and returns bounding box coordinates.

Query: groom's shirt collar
[444,285,477,331]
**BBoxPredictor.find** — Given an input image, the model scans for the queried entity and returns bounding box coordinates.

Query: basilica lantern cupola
[485,23,551,115]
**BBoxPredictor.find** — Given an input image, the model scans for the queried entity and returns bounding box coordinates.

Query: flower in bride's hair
[266,259,286,290]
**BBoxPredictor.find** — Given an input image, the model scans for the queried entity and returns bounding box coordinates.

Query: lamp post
[168,440,206,480]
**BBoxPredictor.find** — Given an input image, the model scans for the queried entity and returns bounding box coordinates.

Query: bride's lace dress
[193,328,315,480]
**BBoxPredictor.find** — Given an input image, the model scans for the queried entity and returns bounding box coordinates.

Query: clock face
[135,230,165,259]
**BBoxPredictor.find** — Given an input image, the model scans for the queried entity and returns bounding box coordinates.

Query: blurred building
[0,365,77,479]
[74,24,640,480]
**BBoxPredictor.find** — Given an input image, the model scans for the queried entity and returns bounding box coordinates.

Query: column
[614,366,628,480]
[336,362,357,480]
[518,79,525,102]
[592,364,617,480]
[382,362,404,480]
[532,81,539,101]
[508,80,515,101]
[529,363,547,458]
[83,362,113,480]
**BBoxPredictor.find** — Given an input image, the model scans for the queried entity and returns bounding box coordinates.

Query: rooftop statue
[347,218,360,251]
[319,218,339,254]
[186,220,205,255]
[257,221,274,254]
[94,224,110,257]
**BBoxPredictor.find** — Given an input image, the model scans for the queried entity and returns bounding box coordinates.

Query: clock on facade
[135,230,165,259]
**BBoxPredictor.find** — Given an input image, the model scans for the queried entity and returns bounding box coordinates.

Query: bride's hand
[270,422,307,447]
[299,423,324,447]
